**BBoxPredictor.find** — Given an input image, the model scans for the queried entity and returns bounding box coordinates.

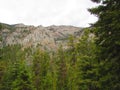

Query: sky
[0,0,98,27]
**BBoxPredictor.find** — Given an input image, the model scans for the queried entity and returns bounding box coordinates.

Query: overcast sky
[0,0,98,27]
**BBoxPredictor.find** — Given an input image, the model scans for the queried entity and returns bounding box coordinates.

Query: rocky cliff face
[0,23,83,50]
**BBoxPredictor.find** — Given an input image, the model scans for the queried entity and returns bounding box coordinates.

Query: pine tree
[0,60,7,89]
[2,60,35,90]
[89,0,120,89]
[56,46,68,90]
[1,47,34,90]
[11,60,34,90]
[32,49,52,90]
[68,35,77,66]
[76,29,99,90]
[66,36,80,90]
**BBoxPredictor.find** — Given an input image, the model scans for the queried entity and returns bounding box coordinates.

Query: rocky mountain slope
[0,23,83,50]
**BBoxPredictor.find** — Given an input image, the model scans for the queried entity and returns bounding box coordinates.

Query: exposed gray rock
[0,23,83,50]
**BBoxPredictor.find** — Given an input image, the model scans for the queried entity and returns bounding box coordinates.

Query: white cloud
[0,0,98,27]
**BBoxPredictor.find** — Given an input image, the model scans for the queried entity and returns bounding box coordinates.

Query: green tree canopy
[89,0,120,89]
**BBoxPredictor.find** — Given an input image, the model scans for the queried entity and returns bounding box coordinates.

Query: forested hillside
[0,0,120,90]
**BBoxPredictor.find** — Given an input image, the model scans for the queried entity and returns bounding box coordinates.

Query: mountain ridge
[0,23,83,51]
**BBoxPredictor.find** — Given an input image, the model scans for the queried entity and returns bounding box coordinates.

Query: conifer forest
[0,0,120,90]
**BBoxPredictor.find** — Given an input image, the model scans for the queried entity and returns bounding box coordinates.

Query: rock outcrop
[0,23,83,50]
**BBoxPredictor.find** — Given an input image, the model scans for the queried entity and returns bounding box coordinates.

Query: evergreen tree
[11,60,34,90]
[0,60,7,89]
[2,60,34,90]
[89,0,120,89]
[32,49,52,90]
[66,36,80,90]
[1,47,34,90]
[76,29,99,90]
[68,35,77,66]
[56,46,68,90]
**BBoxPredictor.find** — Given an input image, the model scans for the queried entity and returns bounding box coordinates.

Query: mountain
[0,23,83,51]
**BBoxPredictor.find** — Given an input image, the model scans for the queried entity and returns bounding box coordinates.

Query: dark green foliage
[91,0,101,3]
[0,45,35,90]
[0,61,7,89]
[2,60,34,90]
[11,61,34,90]
[89,0,120,89]
[56,46,68,90]
[32,49,52,90]
[76,29,100,90]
